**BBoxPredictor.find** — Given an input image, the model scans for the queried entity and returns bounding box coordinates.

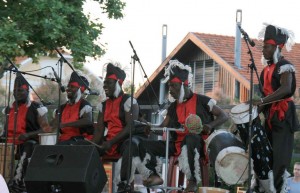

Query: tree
[0,0,125,67]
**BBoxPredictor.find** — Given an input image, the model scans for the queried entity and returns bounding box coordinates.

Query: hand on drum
[202,124,212,135]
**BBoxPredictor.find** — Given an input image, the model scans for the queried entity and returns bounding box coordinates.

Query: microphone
[238,26,255,47]
[51,67,60,83]
[87,90,100,96]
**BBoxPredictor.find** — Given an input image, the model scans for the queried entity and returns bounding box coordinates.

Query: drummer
[138,60,228,192]
[1,73,51,192]
[252,24,300,193]
[92,63,149,192]
[50,71,94,144]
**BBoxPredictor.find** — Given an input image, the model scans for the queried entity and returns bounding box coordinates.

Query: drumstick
[259,99,284,106]
[84,138,103,149]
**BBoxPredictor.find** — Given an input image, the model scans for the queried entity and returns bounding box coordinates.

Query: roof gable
[135,32,300,98]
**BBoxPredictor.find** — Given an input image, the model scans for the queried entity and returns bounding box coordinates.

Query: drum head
[215,152,249,185]
[231,103,250,114]
[230,103,258,124]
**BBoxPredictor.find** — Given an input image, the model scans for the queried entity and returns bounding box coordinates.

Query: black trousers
[266,112,294,193]
[139,133,203,181]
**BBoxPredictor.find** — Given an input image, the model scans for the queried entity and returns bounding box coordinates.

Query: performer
[51,71,94,144]
[1,73,50,192]
[92,63,148,192]
[286,162,300,193]
[138,60,229,192]
[252,23,300,193]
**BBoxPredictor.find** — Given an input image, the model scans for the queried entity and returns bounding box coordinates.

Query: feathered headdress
[258,23,295,52]
[162,59,193,88]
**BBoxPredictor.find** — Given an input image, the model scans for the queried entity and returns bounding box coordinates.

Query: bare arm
[19,111,51,140]
[61,111,93,128]
[92,112,105,144]
[253,72,293,106]
[202,105,229,134]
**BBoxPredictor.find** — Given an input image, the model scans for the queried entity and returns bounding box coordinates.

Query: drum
[199,187,229,193]
[231,104,272,180]
[230,103,258,148]
[38,133,57,145]
[205,130,249,185]
[0,143,16,181]
[230,103,258,125]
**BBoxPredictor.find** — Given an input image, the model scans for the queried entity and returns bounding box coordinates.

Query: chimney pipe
[235,9,242,69]
[161,24,167,62]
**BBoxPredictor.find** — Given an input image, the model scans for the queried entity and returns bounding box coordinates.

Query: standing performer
[253,23,300,193]
[52,71,94,144]
[138,60,228,192]
[1,74,50,192]
[92,63,148,192]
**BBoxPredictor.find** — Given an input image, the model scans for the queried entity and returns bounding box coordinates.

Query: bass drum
[205,130,250,185]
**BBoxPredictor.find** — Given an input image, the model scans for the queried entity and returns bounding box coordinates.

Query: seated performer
[51,71,94,144]
[1,73,50,192]
[138,60,229,192]
[92,63,148,192]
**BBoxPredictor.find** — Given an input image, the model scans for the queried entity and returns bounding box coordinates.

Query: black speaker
[24,145,107,193]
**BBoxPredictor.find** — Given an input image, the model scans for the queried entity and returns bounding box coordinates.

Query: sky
[83,0,300,86]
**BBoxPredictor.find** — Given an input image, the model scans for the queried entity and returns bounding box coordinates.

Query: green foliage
[0,0,125,64]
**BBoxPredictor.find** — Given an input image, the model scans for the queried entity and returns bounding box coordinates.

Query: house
[0,54,105,105]
[134,32,300,122]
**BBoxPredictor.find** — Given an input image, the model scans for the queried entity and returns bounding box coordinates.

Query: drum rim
[205,129,229,151]
[231,103,257,114]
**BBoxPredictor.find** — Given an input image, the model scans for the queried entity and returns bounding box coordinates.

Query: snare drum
[38,133,57,145]
[205,130,249,185]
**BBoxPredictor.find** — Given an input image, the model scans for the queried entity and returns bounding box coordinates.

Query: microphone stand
[2,60,15,182]
[239,29,263,193]
[54,57,63,144]
[125,41,139,192]
[3,68,57,106]
[129,41,160,111]
[128,42,175,193]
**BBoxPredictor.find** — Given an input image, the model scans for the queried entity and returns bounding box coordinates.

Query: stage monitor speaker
[24,145,107,193]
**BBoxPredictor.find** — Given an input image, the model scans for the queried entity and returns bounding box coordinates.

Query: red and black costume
[252,24,300,193]
[57,71,93,145]
[59,98,93,142]
[139,94,214,183]
[259,57,299,191]
[1,74,48,192]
